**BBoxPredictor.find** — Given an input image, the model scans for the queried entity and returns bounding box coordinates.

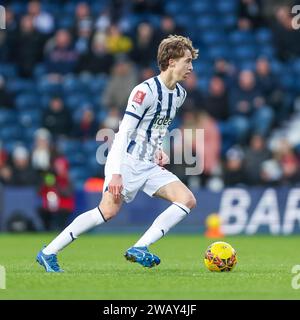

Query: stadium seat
[229,31,255,45]
[196,16,218,30]
[164,2,183,16]
[234,45,257,61]
[18,110,42,128]
[207,45,230,60]
[255,28,273,44]
[217,1,237,14]
[0,125,22,141]
[201,31,226,46]
[15,93,40,110]
[221,15,237,29]
[0,63,18,78]
[0,110,16,126]
[6,79,35,94]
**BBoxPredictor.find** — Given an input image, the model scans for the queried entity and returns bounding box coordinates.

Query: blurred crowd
[0,0,300,208]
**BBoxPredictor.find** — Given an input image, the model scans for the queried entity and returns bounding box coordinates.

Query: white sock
[42,207,106,255]
[134,202,190,248]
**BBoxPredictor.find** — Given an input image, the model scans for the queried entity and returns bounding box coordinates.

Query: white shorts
[103,153,179,203]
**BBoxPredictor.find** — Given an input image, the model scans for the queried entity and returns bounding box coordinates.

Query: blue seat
[234,46,257,61]
[292,59,300,74]
[69,166,89,183]
[207,45,230,60]
[165,2,184,16]
[201,31,226,46]
[6,79,35,94]
[222,15,237,29]
[18,110,42,128]
[57,138,82,155]
[0,125,21,140]
[217,1,237,14]
[196,16,218,30]
[237,60,256,71]
[192,61,213,76]
[255,28,273,44]
[0,63,17,78]
[15,93,40,110]
[68,152,86,166]
[189,2,215,15]
[229,31,255,45]
[197,77,211,94]
[258,45,275,58]
[0,110,17,126]
[33,63,48,79]
[37,78,62,95]
[62,75,82,94]
[270,59,283,75]
[279,73,295,90]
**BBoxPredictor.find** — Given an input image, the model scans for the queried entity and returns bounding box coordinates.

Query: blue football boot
[124,246,160,268]
[36,248,64,273]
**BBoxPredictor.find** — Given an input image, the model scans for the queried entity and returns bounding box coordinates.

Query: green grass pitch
[0,233,300,300]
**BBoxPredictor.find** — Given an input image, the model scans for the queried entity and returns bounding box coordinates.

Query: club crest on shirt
[132,90,146,105]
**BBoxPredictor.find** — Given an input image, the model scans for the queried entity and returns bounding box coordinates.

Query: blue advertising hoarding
[0,187,300,234]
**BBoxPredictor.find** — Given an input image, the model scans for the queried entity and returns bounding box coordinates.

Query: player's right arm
[107,83,152,199]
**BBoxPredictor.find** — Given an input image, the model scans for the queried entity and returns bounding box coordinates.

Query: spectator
[196,112,221,186]
[182,72,204,113]
[15,15,44,77]
[72,2,93,38]
[0,141,12,185]
[156,15,185,42]
[10,145,39,186]
[44,29,79,75]
[271,6,300,61]
[102,56,138,111]
[255,57,285,122]
[243,134,272,185]
[204,76,229,121]
[204,76,233,154]
[238,0,264,30]
[73,107,99,139]
[27,0,55,35]
[95,9,111,32]
[76,32,114,75]
[130,22,157,68]
[31,128,53,173]
[228,70,274,143]
[274,139,300,185]
[0,7,18,63]
[74,19,94,55]
[0,75,14,108]
[223,146,245,187]
[42,97,73,139]
[39,156,74,231]
[101,107,121,131]
[105,24,133,55]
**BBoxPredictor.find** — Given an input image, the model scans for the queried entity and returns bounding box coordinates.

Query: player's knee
[186,193,197,209]
[179,191,197,210]
[99,204,119,221]
[103,208,119,220]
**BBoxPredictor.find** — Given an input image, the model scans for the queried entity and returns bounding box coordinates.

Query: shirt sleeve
[106,83,152,174]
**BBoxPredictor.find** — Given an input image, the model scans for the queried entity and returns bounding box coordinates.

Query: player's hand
[108,174,123,200]
[155,150,169,167]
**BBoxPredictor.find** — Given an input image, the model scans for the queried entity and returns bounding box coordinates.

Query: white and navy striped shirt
[106,75,187,174]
